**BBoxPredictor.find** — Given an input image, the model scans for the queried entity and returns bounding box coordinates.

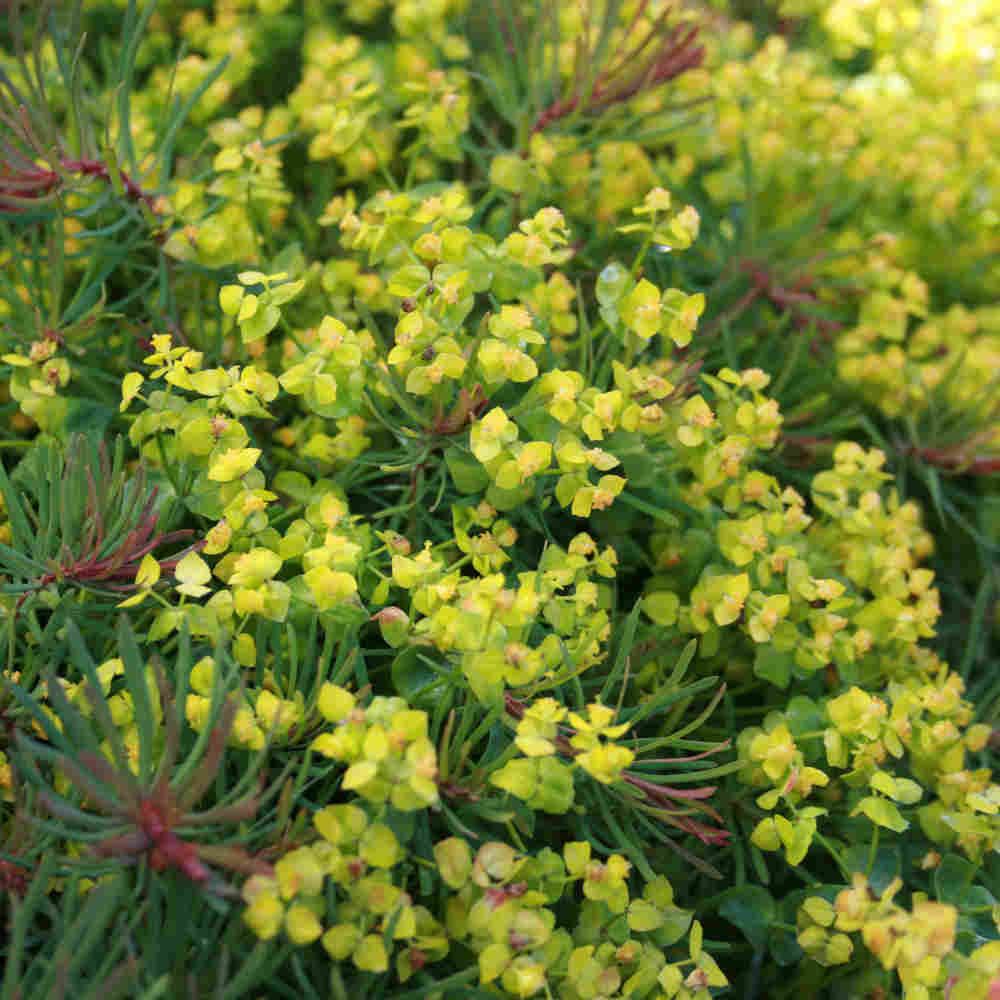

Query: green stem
[278,314,309,355]
[866,824,879,876]
[462,702,506,757]
[813,832,851,881]
[617,490,679,526]
[365,136,400,192]
[479,740,521,778]
[402,138,427,191]
[391,966,479,1000]
[373,369,427,428]
[630,229,655,279]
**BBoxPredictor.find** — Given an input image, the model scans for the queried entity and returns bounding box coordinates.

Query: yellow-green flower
[207,446,262,482]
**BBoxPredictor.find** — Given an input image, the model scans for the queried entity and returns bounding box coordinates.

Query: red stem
[910,444,1000,476]
[503,692,730,842]
[1,157,159,213]
[60,157,157,210]
[531,18,703,135]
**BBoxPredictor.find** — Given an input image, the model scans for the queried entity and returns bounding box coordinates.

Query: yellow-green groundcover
[0,1,999,997]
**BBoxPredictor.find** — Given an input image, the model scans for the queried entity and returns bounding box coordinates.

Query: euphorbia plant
[0,0,997,998]
[0,434,199,621]
[8,618,279,892]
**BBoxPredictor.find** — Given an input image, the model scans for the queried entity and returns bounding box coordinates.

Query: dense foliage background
[0,1,998,997]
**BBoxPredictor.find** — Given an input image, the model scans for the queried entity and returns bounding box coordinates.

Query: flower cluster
[248,829,727,1000]
[6,0,1000,995]
[797,876,957,999]
[667,12,1000,299]
[311,687,439,811]
[243,802,448,976]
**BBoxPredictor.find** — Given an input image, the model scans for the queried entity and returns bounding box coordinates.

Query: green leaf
[657,904,694,946]
[753,646,792,689]
[491,758,537,800]
[784,696,826,738]
[844,843,901,895]
[491,260,539,301]
[478,942,510,983]
[387,264,431,297]
[852,796,909,832]
[390,647,448,709]
[595,261,630,307]
[0,455,36,555]
[642,590,679,626]
[0,542,45,582]
[239,303,281,343]
[433,837,473,889]
[272,470,313,503]
[354,934,388,973]
[531,757,575,813]
[768,927,803,967]
[445,446,490,494]
[933,854,980,904]
[627,899,664,933]
[117,615,155,783]
[717,886,776,951]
